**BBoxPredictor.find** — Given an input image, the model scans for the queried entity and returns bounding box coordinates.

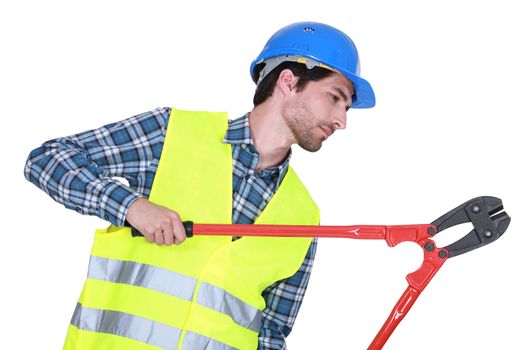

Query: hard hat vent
[303,26,315,33]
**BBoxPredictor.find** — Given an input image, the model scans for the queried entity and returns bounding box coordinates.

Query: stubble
[283,96,323,152]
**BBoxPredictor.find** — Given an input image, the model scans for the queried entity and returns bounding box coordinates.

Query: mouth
[319,125,334,139]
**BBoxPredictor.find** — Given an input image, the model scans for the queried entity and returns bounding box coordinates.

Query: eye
[329,93,339,103]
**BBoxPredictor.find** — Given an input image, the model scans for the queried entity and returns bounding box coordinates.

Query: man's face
[283,72,354,152]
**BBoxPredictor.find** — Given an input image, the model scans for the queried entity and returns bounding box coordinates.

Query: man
[24,21,375,350]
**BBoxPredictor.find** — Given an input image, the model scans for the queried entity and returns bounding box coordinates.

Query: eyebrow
[334,87,350,103]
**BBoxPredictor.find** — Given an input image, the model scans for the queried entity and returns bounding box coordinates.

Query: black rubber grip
[130,221,194,238]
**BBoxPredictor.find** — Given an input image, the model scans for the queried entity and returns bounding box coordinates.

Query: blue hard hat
[250,22,375,108]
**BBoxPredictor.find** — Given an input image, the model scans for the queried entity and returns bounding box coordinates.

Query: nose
[333,108,347,130]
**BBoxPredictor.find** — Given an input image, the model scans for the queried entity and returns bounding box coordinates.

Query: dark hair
[252,62,334,106]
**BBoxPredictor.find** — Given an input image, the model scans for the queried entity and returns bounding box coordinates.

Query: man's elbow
[24,145,46,184]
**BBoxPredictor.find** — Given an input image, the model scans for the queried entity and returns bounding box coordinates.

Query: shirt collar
[223,113,292,176]
[223,113,253,145]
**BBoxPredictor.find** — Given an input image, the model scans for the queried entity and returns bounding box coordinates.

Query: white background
[1,1,523,349]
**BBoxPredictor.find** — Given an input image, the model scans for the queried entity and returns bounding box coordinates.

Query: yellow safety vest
[63,108,320,350]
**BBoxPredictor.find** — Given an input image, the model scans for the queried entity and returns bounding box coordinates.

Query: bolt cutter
[130,196,511,349]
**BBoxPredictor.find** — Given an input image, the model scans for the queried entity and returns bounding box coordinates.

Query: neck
[248,103,294,171]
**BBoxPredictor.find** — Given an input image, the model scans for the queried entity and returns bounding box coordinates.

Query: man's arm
[24,107,186,244]
[258,238,318,350]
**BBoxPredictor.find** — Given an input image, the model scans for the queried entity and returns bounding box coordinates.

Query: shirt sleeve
[24,107,171,226]
[258,238,318,350]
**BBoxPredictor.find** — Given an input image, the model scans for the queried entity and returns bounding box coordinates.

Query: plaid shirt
[24,107,317,349]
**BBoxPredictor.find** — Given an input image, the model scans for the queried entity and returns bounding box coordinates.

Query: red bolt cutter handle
[189,223,428,241]
[193,223,388,239]
[368,232,448,350]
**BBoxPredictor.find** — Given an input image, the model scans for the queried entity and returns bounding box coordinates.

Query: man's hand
[126,198,187,245]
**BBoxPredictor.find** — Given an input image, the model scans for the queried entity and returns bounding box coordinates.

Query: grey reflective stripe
[87,256,261,334]
[182,331,237,350]
[88,255,196,301]
[198,282,262,333]
[71,303,181,349]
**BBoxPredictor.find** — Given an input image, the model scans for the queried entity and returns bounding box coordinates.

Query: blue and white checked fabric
[24,107,317,349]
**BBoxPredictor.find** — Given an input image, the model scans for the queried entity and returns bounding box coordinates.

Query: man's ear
[276,69,299,96]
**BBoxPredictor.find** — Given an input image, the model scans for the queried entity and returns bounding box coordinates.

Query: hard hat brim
[340,69,376,109]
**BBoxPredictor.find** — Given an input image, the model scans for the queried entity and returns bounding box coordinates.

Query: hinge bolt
[424,242,435,251]
[427,227,437,235]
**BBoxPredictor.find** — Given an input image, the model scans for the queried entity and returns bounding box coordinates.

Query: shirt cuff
[98,181,144,226]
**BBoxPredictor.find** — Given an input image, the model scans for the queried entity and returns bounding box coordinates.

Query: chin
[299,142,322,153]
